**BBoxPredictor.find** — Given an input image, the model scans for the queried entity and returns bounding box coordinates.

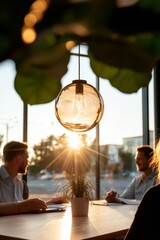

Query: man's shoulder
[0,165,8,179]
[132,173,142,180]
[134,171,158,181]
[0,165,4,172]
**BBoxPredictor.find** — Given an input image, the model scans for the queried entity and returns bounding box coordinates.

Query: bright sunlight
[67,133,82,149]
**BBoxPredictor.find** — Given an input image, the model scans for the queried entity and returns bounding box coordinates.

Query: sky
[0,54,154,153]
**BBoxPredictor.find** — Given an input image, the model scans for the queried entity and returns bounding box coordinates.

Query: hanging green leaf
[1,0,160,104]
[88,35,154,73]
[89,52,151,93]
[14,33,70,105]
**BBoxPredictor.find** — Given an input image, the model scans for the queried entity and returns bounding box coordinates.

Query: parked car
[39,170,53,180]
[53,171,66,180]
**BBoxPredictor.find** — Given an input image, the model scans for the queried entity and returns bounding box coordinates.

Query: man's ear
[16,155,22,164]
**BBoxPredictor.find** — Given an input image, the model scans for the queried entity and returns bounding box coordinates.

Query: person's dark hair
[136,145,153,161]
[3,141,28,162]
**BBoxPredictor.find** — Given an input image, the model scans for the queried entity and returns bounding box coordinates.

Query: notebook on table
[28,204,67,214]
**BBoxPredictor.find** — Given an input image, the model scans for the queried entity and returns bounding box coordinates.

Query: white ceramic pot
[71,197,89,217]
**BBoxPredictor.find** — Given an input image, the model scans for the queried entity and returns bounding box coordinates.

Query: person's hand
[20,198,48,213]
[46,196,69,204]
[105,190,121,203]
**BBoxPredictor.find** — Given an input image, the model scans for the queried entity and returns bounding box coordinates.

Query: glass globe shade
[55,80,104,132]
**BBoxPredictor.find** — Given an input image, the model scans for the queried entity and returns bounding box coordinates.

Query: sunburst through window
[67,133,84,149]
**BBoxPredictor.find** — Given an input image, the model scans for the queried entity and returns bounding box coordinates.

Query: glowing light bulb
[55,80,104,132]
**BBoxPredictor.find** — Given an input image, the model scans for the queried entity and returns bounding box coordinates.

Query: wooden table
[0,201,138,240]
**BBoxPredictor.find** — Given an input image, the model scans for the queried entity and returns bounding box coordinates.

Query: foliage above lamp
[1,0,160,105]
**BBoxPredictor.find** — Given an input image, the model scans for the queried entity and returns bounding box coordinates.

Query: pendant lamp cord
[78,44,80,80]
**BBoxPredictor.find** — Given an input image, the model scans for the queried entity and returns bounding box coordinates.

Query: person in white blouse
[105,145,157,203]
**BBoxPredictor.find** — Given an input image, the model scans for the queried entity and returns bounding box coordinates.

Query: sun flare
[67,133,82,149]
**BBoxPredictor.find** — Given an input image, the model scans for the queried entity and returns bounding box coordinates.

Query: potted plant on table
[62,174,95,217]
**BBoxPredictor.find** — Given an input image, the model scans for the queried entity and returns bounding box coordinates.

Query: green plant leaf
[133,33,160,59]
[62,174,95,200]
[14,34,70,105]
[1,0,160,102]
[139,0,160,13]
[90,54,151,93]
[88,35,154,73]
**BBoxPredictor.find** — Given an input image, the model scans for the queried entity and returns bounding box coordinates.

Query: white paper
[92,200,107,206]
[93,198,140,206]
[117,197,140,205]
[47,204,66,209]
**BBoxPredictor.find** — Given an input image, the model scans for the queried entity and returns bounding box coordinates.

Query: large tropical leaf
[140,0,160,12]
[88,35,155,73]
[89,52,151,93]
[1,0,160,104]
[14,32,70,105]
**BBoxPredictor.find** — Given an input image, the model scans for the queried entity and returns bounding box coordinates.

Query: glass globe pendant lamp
[55,44,104,132]
[55,79,104,132]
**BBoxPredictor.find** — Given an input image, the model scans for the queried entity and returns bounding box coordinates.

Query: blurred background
[0,45,154,200]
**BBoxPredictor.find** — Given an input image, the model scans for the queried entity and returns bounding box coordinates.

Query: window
[0,47,154,200]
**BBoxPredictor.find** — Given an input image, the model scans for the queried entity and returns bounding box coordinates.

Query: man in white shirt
[0,141,67,205]
[105,145,157,203]
[0,141,29,202]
